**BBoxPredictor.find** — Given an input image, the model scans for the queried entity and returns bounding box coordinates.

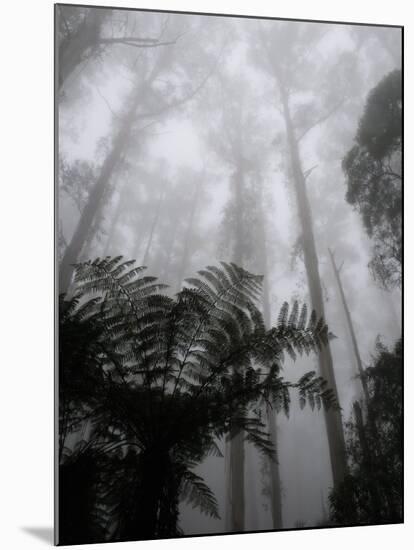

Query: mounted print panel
[56,3,403,545]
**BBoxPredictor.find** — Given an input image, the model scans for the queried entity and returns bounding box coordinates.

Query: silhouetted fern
[59,256,336,541]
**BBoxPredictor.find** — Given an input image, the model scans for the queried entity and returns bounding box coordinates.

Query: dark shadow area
[22,527,54,545]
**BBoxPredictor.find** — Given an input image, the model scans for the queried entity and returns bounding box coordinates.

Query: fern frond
[277,301,289,327]
[180,470,220,518]
[288,300,299,329]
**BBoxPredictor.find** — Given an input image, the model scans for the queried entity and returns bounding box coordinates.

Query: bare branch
[297,99,345,143]
[100,37,179,49]
[100,35,165,44]
[95,86,119,118]
[304,165,318,180]
[138,49,223,121]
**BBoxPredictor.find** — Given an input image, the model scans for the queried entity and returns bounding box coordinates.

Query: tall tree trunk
[228,425,245,532]
[99,171,133,258]
[257,176,283,529]
[158,220,179,284]
[278,81,347,488]
[59,63,160,293]
[328,249,370,404]
[58,40,213,292]
[131,202,152,263]
[59,110,135,292]
[79,210,101,261]
[142,187,165,267]
[59,39,211,293]
[226,165,246,532]
[265,406,283,528]
[175,178,202,292]
[328,250,383,459]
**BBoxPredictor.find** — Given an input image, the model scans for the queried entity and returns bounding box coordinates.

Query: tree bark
[277,80,347,488]
[102,177,129,258]
[328,249,370,404]
[175,178,202,292]
[59,57,164,293]
[159,221,179,283]
[59,108,136,293]
[142,187,165,267]
[256,176,283,529]
[266,405,283,528]
[226,164,246,532]
[59,40,214,293]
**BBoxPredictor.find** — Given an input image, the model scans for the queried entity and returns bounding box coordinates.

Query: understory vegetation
[59,257,336,543]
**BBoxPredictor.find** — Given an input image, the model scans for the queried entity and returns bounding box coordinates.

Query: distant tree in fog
[253,21,348,489]
[59,13,224,293]
[203,71,285,530]
[57,6,181,89]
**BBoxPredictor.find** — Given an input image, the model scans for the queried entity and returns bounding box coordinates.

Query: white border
[0,1,410,549]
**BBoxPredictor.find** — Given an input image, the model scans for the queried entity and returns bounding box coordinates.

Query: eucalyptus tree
[174,168,206,293]
[343,70,402,290]
[251,21,349,489]
[202,68,285,530]
[149,178,192,287]
[59,12,226,293]
[56,5,182,90]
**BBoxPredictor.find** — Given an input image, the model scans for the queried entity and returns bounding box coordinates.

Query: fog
[57,5,402,542]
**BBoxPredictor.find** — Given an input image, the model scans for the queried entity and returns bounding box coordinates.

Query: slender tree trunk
[131,203,152,263]
[175,179,202,292]
[59,40,213,292]
[81,169,126,261]
[228,425,245,532]
[328,249,370,404]
[142,187,165,267]
[266,406,283,528]
[277,80,347,488]
[79,211,101,261]
[226,164,246,532]
[328,251,384,466]
[59,37,176,293]
[159,221,178,283]
[102,184,127,258]
[257,177,283,529]
[59,111,135,292]
[59,65,160,293]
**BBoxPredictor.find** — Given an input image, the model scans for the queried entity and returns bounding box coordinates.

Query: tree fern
[59,256,337,540]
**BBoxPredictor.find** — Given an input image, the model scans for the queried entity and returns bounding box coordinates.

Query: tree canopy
[329,338,402,525]
[343,70,402,289]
